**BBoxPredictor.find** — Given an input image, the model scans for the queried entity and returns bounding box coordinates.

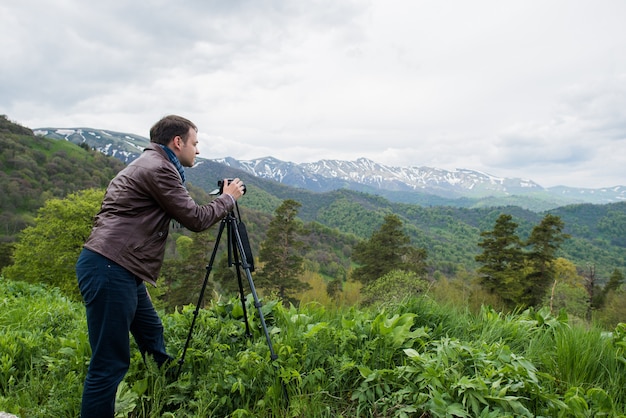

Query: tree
[475,214,526,308]
[596,278,626,329]
[523,214,569,307]
[589,268,624,312]
[159,229,217,310]
[1,188,104,299]
[351,214,427,285]
[326,277,343,300]
[583,264,599,321]
[545,258,587,317]
[603,268,624,298]
[211,252,240,297]
[256,199,309,304]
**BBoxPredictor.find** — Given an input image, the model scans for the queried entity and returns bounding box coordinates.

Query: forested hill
[0,116,125,265]
[2,115,625,280]
[0,116,124,218]
[186,158,626,279]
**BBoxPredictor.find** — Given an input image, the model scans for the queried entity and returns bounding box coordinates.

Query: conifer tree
[596,268,624,308]
[475,213,525,308]
[604,268,624,295]
[256,199,309,304]
[476,213,570,309]
[160,229,216,309]
[212,252,239,296]
[351,214,427,285]
[523,214,569,307]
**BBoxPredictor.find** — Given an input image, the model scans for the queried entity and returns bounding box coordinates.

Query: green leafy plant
[1,278,625,417]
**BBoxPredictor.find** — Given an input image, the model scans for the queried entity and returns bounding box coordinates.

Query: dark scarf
[159,144,186,185]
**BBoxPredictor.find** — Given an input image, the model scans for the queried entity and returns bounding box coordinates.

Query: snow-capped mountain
[34,127,145,164]
[35,127,626,206]
[214,156,544,198]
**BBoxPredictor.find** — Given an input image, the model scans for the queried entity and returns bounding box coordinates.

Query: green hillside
[2,115,625,282]
[0,116,125,267]
[186,160,626,279]
[0,116,124,214]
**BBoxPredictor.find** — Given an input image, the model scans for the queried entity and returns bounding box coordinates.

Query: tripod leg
[231,218,289,404]
[175,218,226,379]
[226,217,252,338]
[230,232,252,338]
[231,222,278,360]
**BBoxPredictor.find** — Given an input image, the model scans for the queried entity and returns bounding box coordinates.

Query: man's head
[150,115,197,145]
[150,115,199,167]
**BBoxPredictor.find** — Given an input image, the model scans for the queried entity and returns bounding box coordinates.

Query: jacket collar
[148,143,186,185]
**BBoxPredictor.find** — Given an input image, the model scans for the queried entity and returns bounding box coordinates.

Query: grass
[1,277,625,417]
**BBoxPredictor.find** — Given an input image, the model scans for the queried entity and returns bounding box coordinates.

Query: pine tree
[596,268,625,308]
[475,214,525,308]
[523,214,569,307]
[160,229,217,310]
[212,252,239,297]
[256,199,309,304]
[351,214,427,285]
[604,268,624,295]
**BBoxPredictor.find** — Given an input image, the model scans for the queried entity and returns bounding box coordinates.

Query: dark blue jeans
[76,248,171,418]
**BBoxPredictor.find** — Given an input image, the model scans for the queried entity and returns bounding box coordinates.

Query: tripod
[175,202,279,380]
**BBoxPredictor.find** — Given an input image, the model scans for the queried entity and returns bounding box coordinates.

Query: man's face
[177,128,200,167]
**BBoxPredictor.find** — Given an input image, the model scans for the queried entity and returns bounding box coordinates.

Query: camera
[218,178,246,195]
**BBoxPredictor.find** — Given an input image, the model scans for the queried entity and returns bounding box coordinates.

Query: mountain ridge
[34,126,626,208]
[2,117,621,279]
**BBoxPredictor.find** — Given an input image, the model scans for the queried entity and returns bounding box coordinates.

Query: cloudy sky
[2,1,626,188]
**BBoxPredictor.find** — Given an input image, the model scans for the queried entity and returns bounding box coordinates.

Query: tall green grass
[1,278,625,417]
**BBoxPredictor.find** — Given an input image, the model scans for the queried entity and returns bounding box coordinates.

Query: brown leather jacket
[84,144,234,286]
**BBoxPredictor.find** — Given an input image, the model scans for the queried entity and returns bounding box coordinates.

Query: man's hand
[222,178,245,199]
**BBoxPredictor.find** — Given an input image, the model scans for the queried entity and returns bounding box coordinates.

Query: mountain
[34,127,145,164]
[214,156,626,207]
[3,118,623,279]
[0,117,126,268]
[34,127,626,209]
[216,156,542,195]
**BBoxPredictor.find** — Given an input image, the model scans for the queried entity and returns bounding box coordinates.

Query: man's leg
[130,281,172,367]
[77,248,138,418]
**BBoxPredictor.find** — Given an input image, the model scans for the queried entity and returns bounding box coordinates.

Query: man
[75,115,245,417]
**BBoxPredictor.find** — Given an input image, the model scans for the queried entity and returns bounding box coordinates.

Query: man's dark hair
[150,115,197,145]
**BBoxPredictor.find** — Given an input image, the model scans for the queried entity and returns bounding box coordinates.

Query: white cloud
[1,0,626,188]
